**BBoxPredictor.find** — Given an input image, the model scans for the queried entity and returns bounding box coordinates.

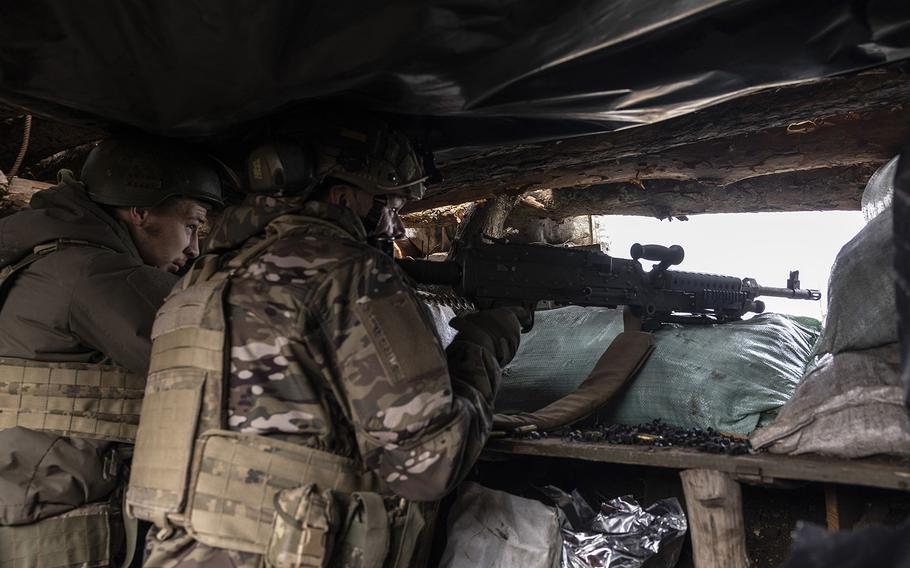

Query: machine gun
[397,238,821,331]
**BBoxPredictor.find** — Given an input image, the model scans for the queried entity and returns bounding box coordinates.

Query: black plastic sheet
[897,144,910,407]
[1,0,909,150]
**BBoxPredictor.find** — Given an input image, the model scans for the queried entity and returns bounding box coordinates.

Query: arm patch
[355,293,447,385]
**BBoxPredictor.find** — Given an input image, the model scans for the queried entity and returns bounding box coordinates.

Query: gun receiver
[397,239,821,331]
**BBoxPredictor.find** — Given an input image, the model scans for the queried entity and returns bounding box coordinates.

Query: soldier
[0,138,223,567]
[129,121,523,567]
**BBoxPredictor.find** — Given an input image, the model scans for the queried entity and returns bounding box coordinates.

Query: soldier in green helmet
[128,119,523,567]
[0,138,223,567]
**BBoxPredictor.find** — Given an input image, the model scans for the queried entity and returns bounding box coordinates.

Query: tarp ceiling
[1,0,909,153]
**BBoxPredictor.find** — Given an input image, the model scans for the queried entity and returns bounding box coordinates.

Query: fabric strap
[492,331,656,432]
[0,502,111,568]
[0,238,115,299]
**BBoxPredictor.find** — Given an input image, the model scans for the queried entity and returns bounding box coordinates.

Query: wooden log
[450,194,520,245]
[0,176,52,215]
[405,163,875,224]
[405,66,910,216]
[680,468,749,568]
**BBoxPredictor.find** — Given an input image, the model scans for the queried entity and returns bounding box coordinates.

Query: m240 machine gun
[397,238,821,331]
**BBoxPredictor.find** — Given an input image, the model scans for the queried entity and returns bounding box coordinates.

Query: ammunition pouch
[128,219,424,567]
[185,430,383,553]
[0,358,145,443]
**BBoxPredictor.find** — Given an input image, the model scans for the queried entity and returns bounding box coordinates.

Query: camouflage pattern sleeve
[317,250,494,502]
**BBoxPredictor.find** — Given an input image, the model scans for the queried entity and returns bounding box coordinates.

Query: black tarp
[1,0,909,151]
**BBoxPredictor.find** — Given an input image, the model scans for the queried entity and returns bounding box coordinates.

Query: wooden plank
[680,469,749,568]
[484,438,910,491]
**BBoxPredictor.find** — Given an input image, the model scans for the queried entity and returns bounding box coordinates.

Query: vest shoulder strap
[0,239,117,299]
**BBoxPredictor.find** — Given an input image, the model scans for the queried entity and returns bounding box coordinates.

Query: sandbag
[439,482,562,568]
[495,307,819,434]
[813,206,897,356]
[750,343,910,457]
[861,156,897,223]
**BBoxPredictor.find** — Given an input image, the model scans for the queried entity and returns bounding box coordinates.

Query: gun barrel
[397,259,462,286]
[749,285,821,301]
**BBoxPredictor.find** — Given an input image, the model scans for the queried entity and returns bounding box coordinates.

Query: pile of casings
[519,420,753,455]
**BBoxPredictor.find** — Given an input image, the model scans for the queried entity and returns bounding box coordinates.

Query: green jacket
[0,182,177,374]
[0,182,175,526]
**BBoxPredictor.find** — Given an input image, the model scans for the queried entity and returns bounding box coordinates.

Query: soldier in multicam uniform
[0,138,223,567]
[130,121,523,567]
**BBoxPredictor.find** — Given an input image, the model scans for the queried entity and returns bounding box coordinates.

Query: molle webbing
[129,222,334,530]
[0,358,144,443]
[184,430,381,554]
[0,502,112,568]
[127,274,229,526]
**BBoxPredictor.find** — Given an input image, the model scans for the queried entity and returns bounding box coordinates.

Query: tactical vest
[0,239,147,568]
[127,216,425,568]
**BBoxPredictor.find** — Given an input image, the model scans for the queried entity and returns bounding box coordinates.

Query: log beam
[406,66,910,218]
[450,194,521,245]
[403,163,875,226]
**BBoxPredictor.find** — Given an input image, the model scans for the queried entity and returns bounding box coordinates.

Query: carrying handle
[630,243,685,267]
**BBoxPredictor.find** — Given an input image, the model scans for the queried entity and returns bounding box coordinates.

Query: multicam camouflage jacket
[204,194,495,500]
[144,193,504,566]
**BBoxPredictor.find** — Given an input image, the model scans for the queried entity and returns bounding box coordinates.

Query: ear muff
[247,143,317,196]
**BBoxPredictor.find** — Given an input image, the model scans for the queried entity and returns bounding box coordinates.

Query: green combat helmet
[81,138,224,207]
[315,122,427,200]
[247,120,428,201]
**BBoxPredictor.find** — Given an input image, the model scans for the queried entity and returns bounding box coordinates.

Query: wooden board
[484,438,910,491]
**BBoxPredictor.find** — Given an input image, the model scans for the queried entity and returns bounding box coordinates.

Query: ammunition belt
[413,286,475,312]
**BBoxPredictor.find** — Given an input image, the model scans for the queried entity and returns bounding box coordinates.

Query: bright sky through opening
[600,211,868,321]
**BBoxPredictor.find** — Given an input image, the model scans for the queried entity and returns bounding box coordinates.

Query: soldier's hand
[448,307,526,367]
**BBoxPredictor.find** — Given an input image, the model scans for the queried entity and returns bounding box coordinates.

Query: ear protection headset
[246,143,317,197]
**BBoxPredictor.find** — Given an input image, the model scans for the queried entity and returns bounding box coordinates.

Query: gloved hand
[448,306,526,367]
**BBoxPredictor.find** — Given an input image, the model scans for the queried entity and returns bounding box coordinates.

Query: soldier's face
[126,198,208,273]
[328,185,405,238]
[365,195,406,239]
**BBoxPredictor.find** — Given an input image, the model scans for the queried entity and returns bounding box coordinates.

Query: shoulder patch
[354,293,447,385]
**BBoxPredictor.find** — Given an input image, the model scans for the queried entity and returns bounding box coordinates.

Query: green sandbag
[495,307,820,434]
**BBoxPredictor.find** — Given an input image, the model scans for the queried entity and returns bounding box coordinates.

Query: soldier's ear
[120,206,151,227]
[327,185,351,209]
